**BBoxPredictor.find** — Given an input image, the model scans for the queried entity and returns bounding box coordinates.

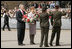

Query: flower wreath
[23,13,40,23]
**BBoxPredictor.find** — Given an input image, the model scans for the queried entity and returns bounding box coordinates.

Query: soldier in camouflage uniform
[39,7,50,47]
[50,5,67,46]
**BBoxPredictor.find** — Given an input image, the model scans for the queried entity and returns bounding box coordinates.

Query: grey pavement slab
[1,29,71,48]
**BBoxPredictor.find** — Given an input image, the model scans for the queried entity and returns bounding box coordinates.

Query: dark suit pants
[17,28,25,44]
[3,23,11,31]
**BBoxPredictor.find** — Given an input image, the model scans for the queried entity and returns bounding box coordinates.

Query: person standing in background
[2,10,11,31]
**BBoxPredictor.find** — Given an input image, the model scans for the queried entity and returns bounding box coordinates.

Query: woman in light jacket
[28,6,36,45]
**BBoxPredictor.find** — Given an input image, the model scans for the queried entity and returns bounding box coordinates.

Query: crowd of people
[1,1,71,18]
[27,1,71,9]
[1,6,18,18]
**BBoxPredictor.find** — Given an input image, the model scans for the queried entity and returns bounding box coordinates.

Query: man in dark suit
[16,4,26,46]
[2,10,11,31]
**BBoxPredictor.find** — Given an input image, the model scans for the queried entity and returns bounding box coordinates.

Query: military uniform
[40,12,49,47]
[50,10,66,46]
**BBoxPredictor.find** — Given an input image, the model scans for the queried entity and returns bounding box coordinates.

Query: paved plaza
[1,29,71,48]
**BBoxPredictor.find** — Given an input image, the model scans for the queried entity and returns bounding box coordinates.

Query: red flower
[38,14,40,18]
[49,16,51,19]
[27,19,30,22]
[23,15,27,19]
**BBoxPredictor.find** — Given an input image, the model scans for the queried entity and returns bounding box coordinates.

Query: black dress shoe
[9,30,11,31]
[56,44,61,46]
[44,45,49,47]
[39,43,43,47]
[30,42,36,45]
[50,43,53,46]
[2,29,5,31]
[18,43,25,46]
[39,45,42,47]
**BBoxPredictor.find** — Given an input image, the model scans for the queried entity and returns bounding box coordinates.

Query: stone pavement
[1,29,71,48]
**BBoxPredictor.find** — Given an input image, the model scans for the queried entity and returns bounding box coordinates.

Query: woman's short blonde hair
[30,6,35,10]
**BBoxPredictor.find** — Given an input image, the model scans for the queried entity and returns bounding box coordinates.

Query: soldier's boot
[44,40,49,47]
[56,29,61,46]
[40,41,43,47]
[40,34,44,47]
[44,44,49,47]
[50,32,56,46]
[44,31,49,47]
